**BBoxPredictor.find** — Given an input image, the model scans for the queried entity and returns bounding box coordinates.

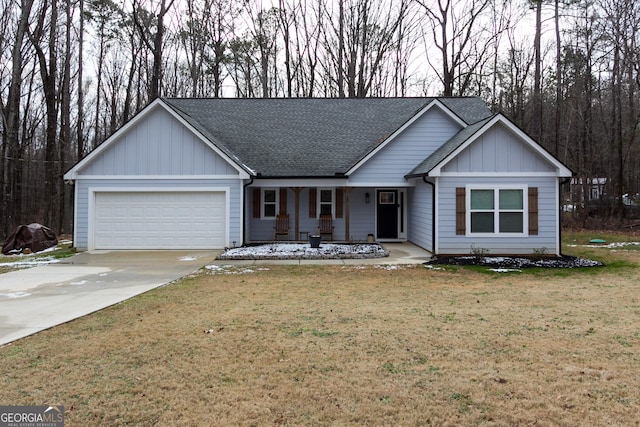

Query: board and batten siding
[73,178,243,250]
[436,176,559,255]
[407,180,434,252]
[441,123,555,174]
[349,107,461,185]
[78,107,239,177]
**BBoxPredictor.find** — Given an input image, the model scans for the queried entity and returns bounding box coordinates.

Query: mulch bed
[427,255,604,269]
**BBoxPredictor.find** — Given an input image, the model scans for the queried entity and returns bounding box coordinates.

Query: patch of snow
[0,292,31,298]
[567,241,640,249]
[600,241,640,249]
[0,257,61,268]
[217,243,388,260]
[489,268,522,273]
[376,264,405,271]
[70,280,88,286]
[179,256,197,261]
[204,264,270,274]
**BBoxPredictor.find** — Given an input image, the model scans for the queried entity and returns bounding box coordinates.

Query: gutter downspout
[559,177,571,256]
[243,177,254,246]
[423,176,436,254]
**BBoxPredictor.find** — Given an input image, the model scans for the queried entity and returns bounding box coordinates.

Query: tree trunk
[2,0,35,234]
[532,0,543,142]
[554,0,561,157]
[77,0,85,160]
[337,0,345,98]
[59,0,72,233]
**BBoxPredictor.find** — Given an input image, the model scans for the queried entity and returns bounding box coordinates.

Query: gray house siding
[441,123,555,174]
[79,107,239,177]
[437,176,559,255]
[73,178,243,250]
[246,187,375,242]
[349,107,461,184]
[407,180,434,252]
[347,188,376,241]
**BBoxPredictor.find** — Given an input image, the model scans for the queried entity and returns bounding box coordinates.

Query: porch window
[468,187,525,234]
[319,188,334,217]
[262,189,278,218]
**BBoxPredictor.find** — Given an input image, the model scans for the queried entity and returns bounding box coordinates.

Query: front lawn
[0,236,639,425]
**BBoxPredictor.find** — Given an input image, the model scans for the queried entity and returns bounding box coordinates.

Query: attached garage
[64,100,249,251]
[91,191,227,250]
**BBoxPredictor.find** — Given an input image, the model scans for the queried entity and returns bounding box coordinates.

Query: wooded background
[1,0,639,237]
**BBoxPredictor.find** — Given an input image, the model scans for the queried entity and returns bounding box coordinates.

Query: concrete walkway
[0,243,430,346]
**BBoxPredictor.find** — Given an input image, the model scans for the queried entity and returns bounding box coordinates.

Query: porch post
[292,187,303,240]
[344,187,352,241]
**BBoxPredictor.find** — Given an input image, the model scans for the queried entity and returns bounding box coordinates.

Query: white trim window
[262,188,278,218]
[318,188,335,217]
[467,186,527,235]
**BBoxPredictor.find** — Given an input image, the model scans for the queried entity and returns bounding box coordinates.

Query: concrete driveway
[0,251,219,346]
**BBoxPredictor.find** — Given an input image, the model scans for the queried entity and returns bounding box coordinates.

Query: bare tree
[250,6,279,97]
[324,0,410,98]
[28,0,61,227]
[531,0,543,141]
[133,0,175,101]
[85,0,123,148]
[77,0,86,159]
[418,0,494,96]
[1,0,36,233]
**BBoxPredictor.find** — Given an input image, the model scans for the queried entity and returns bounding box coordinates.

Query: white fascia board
[64,99,251,180]
[437,172,561,178]
[345,99,466,176]
[428,114,573,178]
[71,174,245,180]
[89,186,231,193]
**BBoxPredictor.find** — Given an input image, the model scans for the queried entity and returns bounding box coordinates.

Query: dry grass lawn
[1,239,639,426]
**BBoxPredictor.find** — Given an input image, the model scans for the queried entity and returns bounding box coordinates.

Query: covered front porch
[245,185,408,243]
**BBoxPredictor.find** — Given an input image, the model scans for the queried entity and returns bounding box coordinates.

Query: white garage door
[93,191,226,249]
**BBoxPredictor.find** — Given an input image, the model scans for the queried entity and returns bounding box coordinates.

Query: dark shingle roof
[163,97,491,177]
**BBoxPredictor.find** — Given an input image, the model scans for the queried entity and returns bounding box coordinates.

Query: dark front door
[377,190,398,239]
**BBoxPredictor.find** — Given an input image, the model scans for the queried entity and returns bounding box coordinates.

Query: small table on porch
[298,231,309,241]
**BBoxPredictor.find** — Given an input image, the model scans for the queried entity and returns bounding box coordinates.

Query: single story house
[64,97,573,255]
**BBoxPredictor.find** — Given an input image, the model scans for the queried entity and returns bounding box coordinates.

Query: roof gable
[345,99,469,176]
[347,103,463,183]
[408,114,573,177]
[64,100,250,179]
